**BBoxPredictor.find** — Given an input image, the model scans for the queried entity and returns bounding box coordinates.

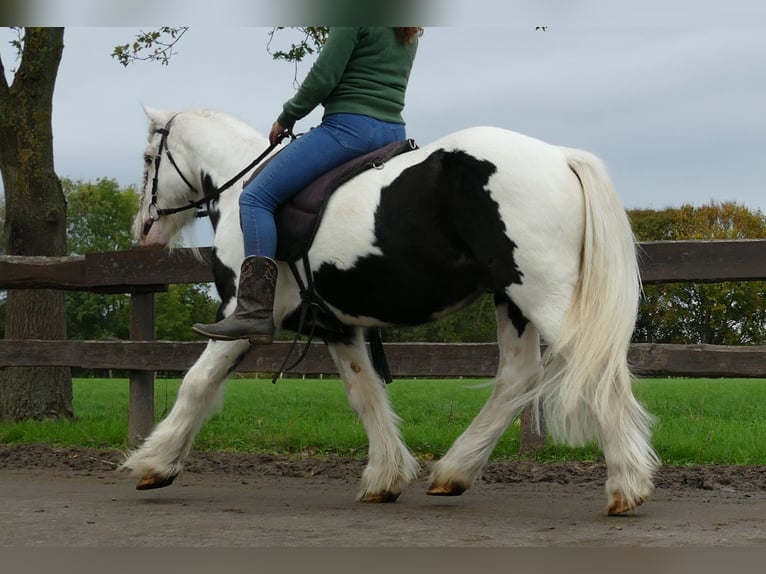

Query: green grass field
[1,377,765,465]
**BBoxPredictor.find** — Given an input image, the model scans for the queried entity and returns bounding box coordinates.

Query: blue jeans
[239,113,407,258]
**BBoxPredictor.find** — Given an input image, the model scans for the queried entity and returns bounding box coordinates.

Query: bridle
[144,114,291,235]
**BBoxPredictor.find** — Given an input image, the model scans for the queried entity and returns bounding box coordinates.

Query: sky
[1,2,765,242]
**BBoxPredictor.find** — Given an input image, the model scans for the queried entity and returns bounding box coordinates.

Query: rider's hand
[269,121,289,146]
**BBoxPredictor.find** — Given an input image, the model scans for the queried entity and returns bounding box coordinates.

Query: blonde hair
[393,27,423,44]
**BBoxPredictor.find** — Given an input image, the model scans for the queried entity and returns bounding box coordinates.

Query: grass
[637,378,766,465]
[0,377,765,465]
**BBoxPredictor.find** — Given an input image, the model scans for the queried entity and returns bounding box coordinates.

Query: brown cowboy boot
[192,256,278,344]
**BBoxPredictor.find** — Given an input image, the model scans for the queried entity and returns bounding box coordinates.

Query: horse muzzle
[142,217,155,238]
[139,216,169,247]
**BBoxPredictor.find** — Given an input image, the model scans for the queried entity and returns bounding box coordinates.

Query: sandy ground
[1,445,765,547]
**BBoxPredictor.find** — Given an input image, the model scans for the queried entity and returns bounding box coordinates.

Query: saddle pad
[270,139,417,262]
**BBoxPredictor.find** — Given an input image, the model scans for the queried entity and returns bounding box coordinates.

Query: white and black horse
[123,107,659,515]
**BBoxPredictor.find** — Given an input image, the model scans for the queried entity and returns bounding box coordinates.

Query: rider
[193,27,421,343]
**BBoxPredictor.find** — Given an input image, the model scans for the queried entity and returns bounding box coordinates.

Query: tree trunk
[0,27,72,421]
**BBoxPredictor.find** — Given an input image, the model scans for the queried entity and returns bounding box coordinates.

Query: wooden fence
[2,240,765,447]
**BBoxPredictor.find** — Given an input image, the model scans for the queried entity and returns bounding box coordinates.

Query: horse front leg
[121,338,251,489]
[328,330,420,502]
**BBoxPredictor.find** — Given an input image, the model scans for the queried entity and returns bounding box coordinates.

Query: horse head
[133,106,206,247]
[133,107,270,249]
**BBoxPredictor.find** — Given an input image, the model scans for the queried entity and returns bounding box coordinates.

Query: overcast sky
[1,2,765,233]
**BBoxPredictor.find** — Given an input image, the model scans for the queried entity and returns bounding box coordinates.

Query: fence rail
[2,340,766,379]
[2,239,765,445]
[3,239,765,290]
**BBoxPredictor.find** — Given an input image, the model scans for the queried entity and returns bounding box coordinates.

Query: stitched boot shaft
[192,256,278,344]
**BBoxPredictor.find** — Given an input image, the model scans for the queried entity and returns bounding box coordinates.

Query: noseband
[144,114,288,235]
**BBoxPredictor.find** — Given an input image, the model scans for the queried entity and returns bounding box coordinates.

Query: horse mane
[145,106,265,145]
[189,108,263,141]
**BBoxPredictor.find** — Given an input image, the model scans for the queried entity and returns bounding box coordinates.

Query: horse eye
[144,154,153,165]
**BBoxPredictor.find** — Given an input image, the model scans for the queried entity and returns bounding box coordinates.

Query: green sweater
[277,27,418,129]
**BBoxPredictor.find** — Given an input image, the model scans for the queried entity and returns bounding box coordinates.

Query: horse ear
[143,105,172,130]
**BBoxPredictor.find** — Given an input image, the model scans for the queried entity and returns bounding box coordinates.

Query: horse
[122,106,660,515]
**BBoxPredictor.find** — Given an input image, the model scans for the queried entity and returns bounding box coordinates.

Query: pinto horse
[123,107,659,515]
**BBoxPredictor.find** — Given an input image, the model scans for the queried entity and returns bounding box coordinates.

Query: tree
[0,26,332,420]
[0,28,72,421]
[0,192,5,254]
[64,178,138,255]
[113,27,329,67]
[63,178,137,343]
[0,194,5,338]
[63,178,219,347]
[630,202,766,345]
[154,285,219,343]
[385,295,497,343]
[111,27,189,67]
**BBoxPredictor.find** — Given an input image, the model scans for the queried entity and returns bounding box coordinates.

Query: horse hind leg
[428,302,542,496]
[537,316,659,515]
[120,338,251,489]
[328,329,419,502]
[553,363,659,515]
[595,376,660,515]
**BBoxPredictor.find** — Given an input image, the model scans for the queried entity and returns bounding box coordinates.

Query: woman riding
[193,26,421,343]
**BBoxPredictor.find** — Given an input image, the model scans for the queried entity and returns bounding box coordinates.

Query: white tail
[538,148,659,507]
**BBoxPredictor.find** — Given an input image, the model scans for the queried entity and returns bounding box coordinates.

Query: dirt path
[1,445,765,547]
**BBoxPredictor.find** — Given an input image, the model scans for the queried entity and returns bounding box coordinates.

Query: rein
[147,115,293,223]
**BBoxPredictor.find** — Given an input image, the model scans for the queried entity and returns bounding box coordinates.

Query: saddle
[243,138,418,384]
[244,139,418,262]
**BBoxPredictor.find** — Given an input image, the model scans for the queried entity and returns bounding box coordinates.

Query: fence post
[519,404,546,454]
[128,291,155,446]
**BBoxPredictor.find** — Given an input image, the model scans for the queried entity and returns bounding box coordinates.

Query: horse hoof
[606,492,646,515]
[360,491,401,503]
[136,472,177,490]
[426,482,467,496]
